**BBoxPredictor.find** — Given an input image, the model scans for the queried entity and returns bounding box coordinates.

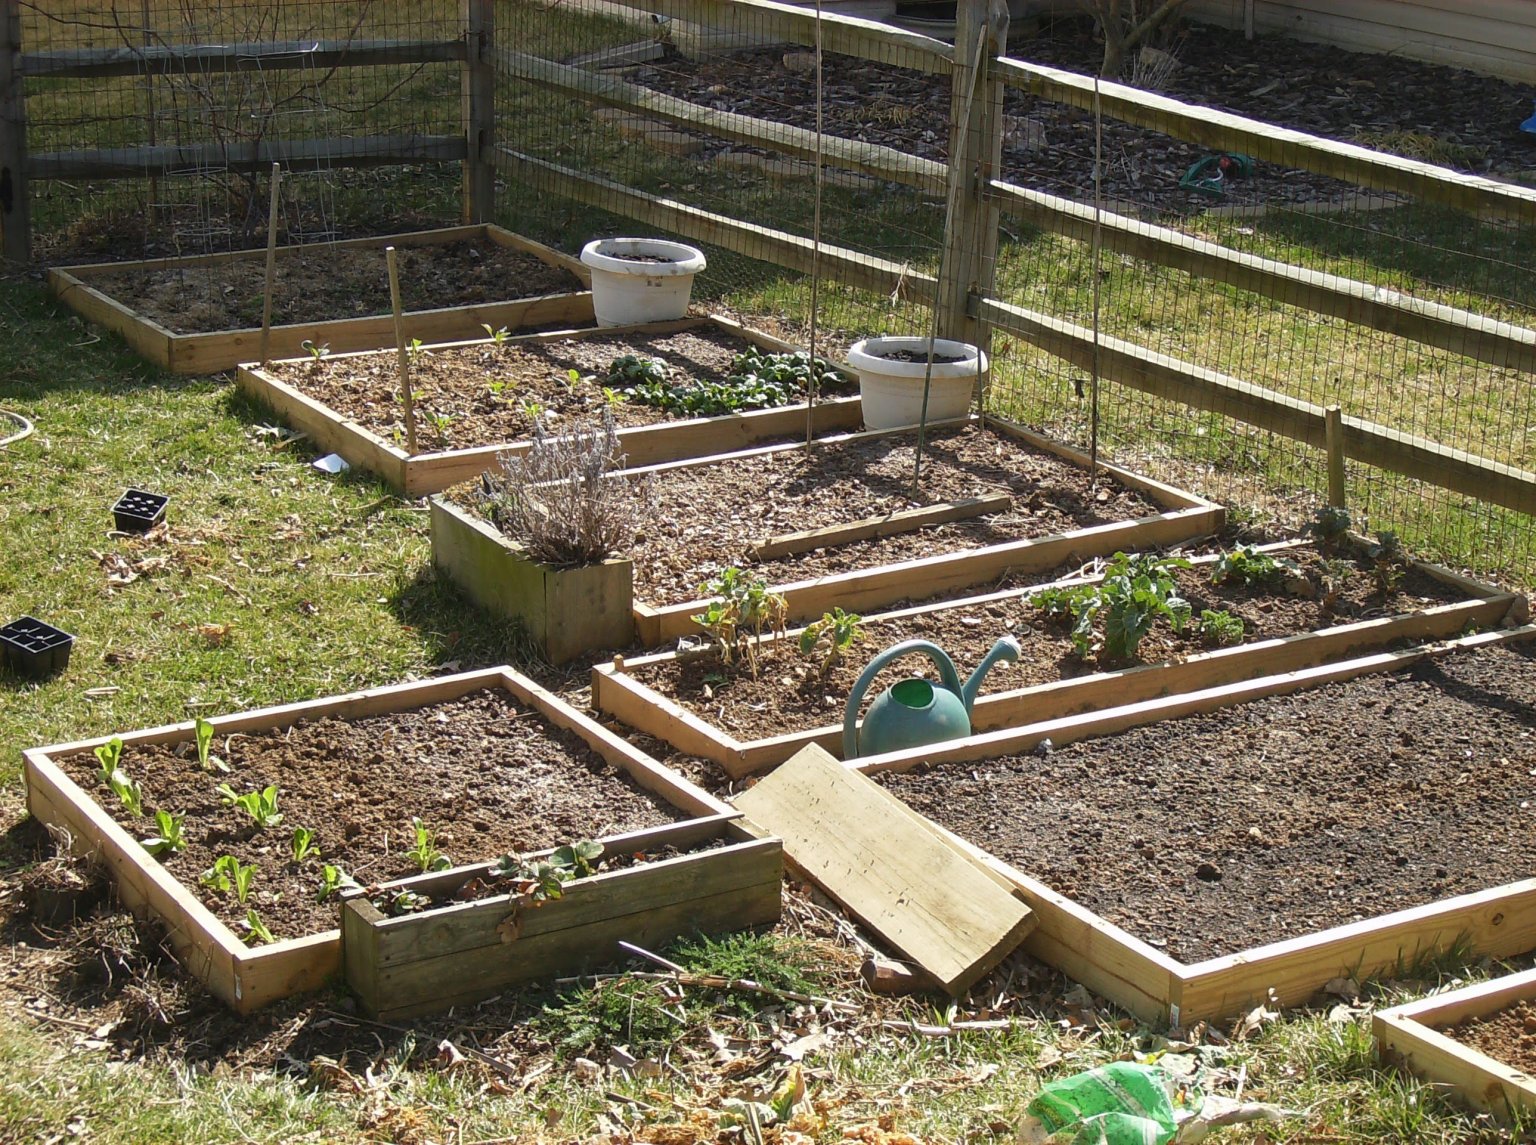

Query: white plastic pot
[579,237,707,327]
[846,336,987,429]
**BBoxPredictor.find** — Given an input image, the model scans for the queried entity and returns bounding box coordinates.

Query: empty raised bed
[855,627,1536,1024]
[21,667,737,1013]
[48,225,592,374]
[239,314,863,494]
[434,416,1225,659]
[593,539,1524,775]
[1375,968,1536,1120]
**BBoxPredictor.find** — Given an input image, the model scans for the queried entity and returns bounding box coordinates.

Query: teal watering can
[842,636,1021,759]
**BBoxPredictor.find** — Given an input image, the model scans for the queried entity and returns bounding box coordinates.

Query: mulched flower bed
[84,240,581,336]
[55,690,686,945]
[878,638,1536,964]
[631,541,1465,743]
[265,327,851,452]
[1444,1000,1536,1077]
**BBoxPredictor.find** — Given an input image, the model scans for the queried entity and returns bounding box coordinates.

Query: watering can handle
[841,639,957,760]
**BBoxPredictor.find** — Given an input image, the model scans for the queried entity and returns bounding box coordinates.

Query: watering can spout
[960,636,1022,712]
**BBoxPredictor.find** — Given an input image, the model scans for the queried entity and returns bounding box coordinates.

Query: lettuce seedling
[93,737,123,788]
[140,809,187,856]
[193,717,229,773]
[218,783,283,829]
[243,909,275,946]
[107,769,144,817]
[481,323,511,344]
[316,864,360,903]
[406,817,451,873]
[201,855,256,903]
[290,826,319,863]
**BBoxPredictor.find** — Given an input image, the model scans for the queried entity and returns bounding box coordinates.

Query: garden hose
[0,409,33,448]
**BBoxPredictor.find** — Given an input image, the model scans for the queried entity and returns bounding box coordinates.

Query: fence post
[462,0,495,224]
[0,0,30,265]
[1325,404,1347,509]
[936,0,1006,379]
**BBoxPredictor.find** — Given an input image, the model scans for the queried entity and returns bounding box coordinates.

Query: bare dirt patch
[52,690,686,944]
[1444,999,1536,1077]
[879,639,1536,964]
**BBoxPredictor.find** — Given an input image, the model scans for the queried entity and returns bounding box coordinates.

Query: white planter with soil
[847,336,986,430]
[580,237,707,327]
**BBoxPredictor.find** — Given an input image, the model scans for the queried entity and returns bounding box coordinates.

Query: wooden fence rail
[18,38,466,79]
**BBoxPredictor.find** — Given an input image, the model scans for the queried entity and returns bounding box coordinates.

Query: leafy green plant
[423,409,454,439]
[798,607,866,676]
[519,398,544,420]
[692,567,788,676]
[193,717,229,773]
[290,826,319,864]
[406,337,428,364]
[201,855,257,903]
[600,386,627,407]
[1305,505,1352,548]
[1031,552,1192,663]
[139,809,187,856]
[487,377,515,399]
[551,840,604,878]
[1361,530,1406,594]
[406,817,451,873]
[1210,545,1299,587]
[388,890,431,915]
[619,347,839,417]
[481,323,512,344]
[301,339,330,361]
[93,737,123,788]
[1197,609,1245,646]
[604,353,670,389]
[316,863,360,903]
[490,838,604,904]
[107,769,144,818]
[217,783,283,829]
[243,909,275,946]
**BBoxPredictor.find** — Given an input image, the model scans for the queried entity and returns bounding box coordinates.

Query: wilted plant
[798,607,865,676]
[1361,530,1406,595]
[477,411,654,567]
[693,567,788,677]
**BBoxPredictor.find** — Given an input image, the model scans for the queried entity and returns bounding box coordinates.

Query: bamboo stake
[257,162,282,367]
[387,246,419,455]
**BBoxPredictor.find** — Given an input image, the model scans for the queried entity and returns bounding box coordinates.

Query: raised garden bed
[341,815,780,1021]
[21,667,734,1013]
[434,415,1225,658]
[593,539,1525,775]
[48,225,592,375]
[239,314,863,494]
[1375,967,1536,1120]
[851,626,1536,1024]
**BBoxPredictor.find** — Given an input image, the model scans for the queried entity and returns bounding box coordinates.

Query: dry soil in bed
[267,327,849,452]
[85,240,581,335]
[56,690,686,944]
[879,639,1536,964]
[1444,1000,1536,1077]
[633,541,1468,743]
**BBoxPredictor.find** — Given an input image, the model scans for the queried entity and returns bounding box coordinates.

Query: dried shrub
[477,413,653,567]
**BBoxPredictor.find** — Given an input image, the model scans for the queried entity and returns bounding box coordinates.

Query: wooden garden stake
[1325,404,1346,508]
[386,246,419,455]
[257,162,282,367]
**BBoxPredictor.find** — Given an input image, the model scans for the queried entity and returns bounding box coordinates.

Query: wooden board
[21,666,729,1013]
[47,224,593,375]
[733,743,1034,994]
[341,818,782,1021]
[593,541,1523,775]
[237,314,866,494]
[848,624,1536,1023]
[1374,967,1536,1119]
[750,492,1011,559]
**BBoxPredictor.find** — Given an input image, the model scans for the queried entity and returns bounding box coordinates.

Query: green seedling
[301,339,330,361]
[218,783,283,829]
[487,378,514,398]
[93,737,123,788]
[1305,505,1352,548]
[1210,545,1300,587]
[798,607,866,676]
[481,323,512,344]
[389,891,431,915]
[604,353,670,388]
[490,838,604,904]
[193,717,229,773]
[618,347,837,417]
[1198,609,1245,647]
[316,863,361,903]
[424,409,455,438]
[139,808,187,856]
[107,769,144,817]
[406,337,427,364]
[519,398,544,420]
[1031,552,1192,664]
[551,840,604,879]
[290,826,319,864]
[243,909,275,946]
[406,816,451,873]
[201,854,257,903]
[600,386,627,407]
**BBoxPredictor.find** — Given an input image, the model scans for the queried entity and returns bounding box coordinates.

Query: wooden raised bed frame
[1374,967,1536,1120]
[341,815,782,1022]
[47,224,593,375]
[21,667,733,1014]
[237,314,865,495]
[594,541,1526,776]
[838,625,1536,1026]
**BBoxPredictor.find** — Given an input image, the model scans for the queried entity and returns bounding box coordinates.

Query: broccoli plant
[1360,530,1406,595]
[1305,505,1352,549]
[798,607,866,677]
[1031,552,1192,663]
[1197,609,1245,647]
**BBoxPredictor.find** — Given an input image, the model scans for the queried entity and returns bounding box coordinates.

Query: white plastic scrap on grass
[312,453,350,474]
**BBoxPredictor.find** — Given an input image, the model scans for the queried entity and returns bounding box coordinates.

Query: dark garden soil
[53,690,688,945]
[1444,1000,1536,1077]
[461,421,1162,603]
[84,240,582,335]
[879,638,1536,965]
[637,20,1536,217]
[265,327,851,452]
[631,541,1470,743]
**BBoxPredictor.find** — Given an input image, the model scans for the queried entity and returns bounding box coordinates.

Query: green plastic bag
[1018,1063,1201,1145]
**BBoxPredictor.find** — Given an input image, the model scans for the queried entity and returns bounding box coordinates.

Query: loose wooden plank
[750,492,1012,559]
[734,744,1034,994]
